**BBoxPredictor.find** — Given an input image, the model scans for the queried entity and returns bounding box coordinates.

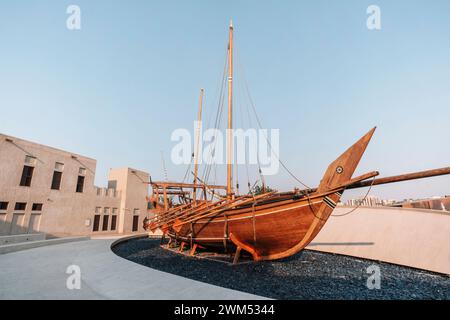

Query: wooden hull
[168,192,340,261]
[153,127,378,262]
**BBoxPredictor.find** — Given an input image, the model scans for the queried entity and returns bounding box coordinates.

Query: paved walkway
[0,237,264,299]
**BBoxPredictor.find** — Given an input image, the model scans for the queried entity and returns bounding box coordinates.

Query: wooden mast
[193,88,204,204]
[227,20,234,199]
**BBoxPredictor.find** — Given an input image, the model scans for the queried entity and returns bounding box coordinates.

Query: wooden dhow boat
[144,22,450,263]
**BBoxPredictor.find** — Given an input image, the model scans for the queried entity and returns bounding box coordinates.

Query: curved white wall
[308,206,450,275]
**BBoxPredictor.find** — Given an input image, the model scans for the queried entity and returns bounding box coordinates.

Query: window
[19,166,34,187]
[112,208,118,214]
[24,155,37,165]
[14,202,26,211]
[132,215,139,232]
[55,162,64,171]
[95,207,101,214]
[51,171,62,190]
[108,180,117,190]
[0,202,8,210]
[76,176,85,193]
[102,215,109,231]
[93,215,100,232]
[103,207,110,214]
[79,167,86,175]
[32,203,43,211]
[111,215,117,231]
[133,208,140,215]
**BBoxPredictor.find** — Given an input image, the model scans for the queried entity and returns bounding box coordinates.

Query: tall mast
[193,88,204,204]
[226,20,234,199]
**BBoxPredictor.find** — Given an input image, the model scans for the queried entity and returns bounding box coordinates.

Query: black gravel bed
[112,237,450,300]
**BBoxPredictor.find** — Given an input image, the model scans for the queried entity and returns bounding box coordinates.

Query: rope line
[331,176,376,217]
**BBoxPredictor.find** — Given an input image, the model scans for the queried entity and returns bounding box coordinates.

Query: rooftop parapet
[94,187,120,198]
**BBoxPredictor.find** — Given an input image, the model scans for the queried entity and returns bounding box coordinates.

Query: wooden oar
[156,198,230,225]
[148,202,192,224]
[173,191,277,228]
[150,203,206,229]
[172,195,249,226]
[151,198,230,229]
[151,202,202,224]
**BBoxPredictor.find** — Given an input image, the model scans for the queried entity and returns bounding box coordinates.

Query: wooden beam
[347,166,450,190]
[151,182,227,190]
[233,247,241,265]
[163,186,168,211]
[190,243,198,256]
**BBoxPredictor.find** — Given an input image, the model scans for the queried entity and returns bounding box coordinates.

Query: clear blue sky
[1,0,449,201]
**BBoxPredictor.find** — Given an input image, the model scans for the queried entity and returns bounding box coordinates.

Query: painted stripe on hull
[323,196,337,209]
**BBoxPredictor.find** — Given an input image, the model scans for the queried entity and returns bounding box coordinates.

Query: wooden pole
[193,88,204,205]
[163,186,168,211]
[346,166,450,190]
[278,167,450,197]
[173,191,276,228]
[227,20,234,199]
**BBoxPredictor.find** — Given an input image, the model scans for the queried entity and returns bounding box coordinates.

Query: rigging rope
[237,57,311,189]
[331,176,376,217]
[160,151,169,182]
[201,45,228,186]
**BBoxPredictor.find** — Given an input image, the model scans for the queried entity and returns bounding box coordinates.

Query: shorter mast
[193,88,204,205]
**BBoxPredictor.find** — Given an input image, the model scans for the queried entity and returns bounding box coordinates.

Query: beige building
[402,196,450,211]
[0,133,150,237]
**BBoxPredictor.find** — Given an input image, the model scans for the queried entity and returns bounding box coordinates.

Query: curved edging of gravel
[112,237,450,300]
[110,233,150,249]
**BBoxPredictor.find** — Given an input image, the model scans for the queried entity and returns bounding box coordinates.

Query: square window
[103,207,110,214]
[79,167,86,175]
[95,207,101,214]
[32,203,43,211]
[55,162,64,171]
[0,202,8,210]
[14,202,26,211]
[112,208,118,214]
[133,208,140,215]
[108,180,117,190]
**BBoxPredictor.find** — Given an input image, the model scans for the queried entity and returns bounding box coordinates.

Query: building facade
[344,195,399,207]
[0,133,150,237]
[402,196,450,211]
